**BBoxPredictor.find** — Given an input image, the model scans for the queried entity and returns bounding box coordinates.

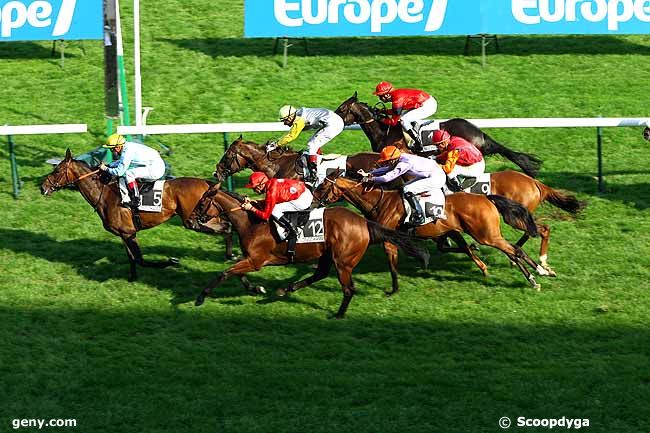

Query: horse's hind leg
[384,242,400,296]
[449,232,488,277]
[195,257,259,306]
[536,223,555,276]
[481,237,540,290]
[278,254,333,296]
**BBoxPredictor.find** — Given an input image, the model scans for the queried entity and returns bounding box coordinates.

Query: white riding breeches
[404,171,446,196]
[118,159,166,202]
[271,189,314,220]
[271,189,314,239]
[448,159,485,179]
[307,115,344,156]
[400,97,438,131]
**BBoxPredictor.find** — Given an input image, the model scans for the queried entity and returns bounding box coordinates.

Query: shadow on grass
[163,35,650,59]
[0,304,648,433]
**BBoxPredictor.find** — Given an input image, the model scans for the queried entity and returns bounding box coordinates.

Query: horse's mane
[222,189,245,202]
[236,139,299,156]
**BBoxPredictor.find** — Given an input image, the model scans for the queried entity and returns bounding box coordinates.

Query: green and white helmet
[279,105,297,121]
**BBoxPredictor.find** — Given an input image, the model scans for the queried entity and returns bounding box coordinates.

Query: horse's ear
[238,134,243,141]
[353,91,358,100]
[65,148,73,160]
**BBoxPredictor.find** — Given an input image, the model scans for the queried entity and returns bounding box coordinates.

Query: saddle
[410,120,442,154]
[286,210,312,229]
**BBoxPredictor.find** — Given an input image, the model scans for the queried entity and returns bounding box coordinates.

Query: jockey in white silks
[99,134,165,208]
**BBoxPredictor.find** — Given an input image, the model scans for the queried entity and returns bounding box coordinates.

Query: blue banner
[245,0,650,37]
[0,0,103,41]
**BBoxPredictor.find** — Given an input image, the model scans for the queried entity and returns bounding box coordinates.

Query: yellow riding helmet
[279,105,297,121]
[104,133,126,148]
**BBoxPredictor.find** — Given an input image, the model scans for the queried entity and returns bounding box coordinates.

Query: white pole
[133,0,142,127]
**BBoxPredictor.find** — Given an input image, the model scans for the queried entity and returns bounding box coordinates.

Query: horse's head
[643,127,650,141]
[213,135,258,182]
[313,169,346,206]
[335,92,361,126]
[41,148,76,196]
[187,186,231,233]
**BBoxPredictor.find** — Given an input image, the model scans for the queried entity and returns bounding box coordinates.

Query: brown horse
[186,188,430,318]
[335,93,543,178]
[314,175,550,294]
[40,149,235,281]
[213,136,382,184]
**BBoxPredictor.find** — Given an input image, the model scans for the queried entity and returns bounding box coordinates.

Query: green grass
[1,1,650,432]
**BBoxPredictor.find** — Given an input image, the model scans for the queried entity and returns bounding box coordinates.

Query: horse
[185,188,430,319]
[643,127,650,141]
[40,149,236,281]
[212,136,382,184]
[314,175,551,294]
[335,93,543,178]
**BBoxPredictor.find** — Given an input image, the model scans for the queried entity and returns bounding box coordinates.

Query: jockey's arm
[380,108,401,126]
[371,161,409,183]
[277,117,306,147]
[250,184,278,221]
[440,149,460,174]
[107,148,133,177]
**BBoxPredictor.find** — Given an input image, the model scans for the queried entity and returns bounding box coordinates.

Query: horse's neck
[255,151,300,179]
[354,104,387,150]
[217,193,253,234]
[71,163,109,207]
[341,183,403,221]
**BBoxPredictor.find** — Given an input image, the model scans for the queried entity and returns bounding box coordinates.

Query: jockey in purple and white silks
[361,146,446,225]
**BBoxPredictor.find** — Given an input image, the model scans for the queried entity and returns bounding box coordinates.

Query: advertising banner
[0,0,103,41]
[245,0,650,37]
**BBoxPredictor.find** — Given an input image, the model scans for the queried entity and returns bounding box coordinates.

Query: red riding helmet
[245,172,269,188]
[432,129,451,145]
[373,81,394,96]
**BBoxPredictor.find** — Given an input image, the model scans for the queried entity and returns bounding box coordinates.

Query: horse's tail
[487,195,538,238]
[536,181,587,215]
[482,133,543,178]
[367,221,430,269]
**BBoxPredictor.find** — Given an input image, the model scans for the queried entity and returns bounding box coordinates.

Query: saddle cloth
[137,180,165,212]
[274,207,326,244]
[403,190,446,226]
[442,173,491,196]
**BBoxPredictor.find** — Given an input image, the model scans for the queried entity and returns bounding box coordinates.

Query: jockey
[432,130,485,192]
[373,81,438,148]
[241,172,314,261]
[275,105,344,183]
[99,134,166,209]
[361,145,446,226]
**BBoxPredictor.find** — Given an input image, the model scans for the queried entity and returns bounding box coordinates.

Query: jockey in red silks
[373,81,438,147]
[241,172,314,261]
[432,130,485,192]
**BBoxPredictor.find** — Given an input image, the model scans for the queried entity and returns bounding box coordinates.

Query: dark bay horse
[213,136,382,183]
[40,149,235,281]
[314,176,550,294]
[335,93,543,178]
[186,188,430,318]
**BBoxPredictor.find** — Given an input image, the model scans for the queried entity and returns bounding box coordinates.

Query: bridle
[43,162,106,209]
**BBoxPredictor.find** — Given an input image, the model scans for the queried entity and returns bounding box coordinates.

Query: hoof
[544,266,557,277]
[169,257,180,266]
[384,290,397,297]
[254,286,267,295]
[195,296,205,306]
[276,288,288,297]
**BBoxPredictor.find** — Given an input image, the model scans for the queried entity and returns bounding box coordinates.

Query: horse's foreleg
[383,242,400,296]
[278,254,333,296]
[334,266,356,320]
[239,275,266,295]
[124,235,179,271]
[223,223,239,261]
[121,238,138,282]
[195,258,259,306]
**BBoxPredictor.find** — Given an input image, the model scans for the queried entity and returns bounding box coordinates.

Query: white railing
[2,124,88,198]
[117,117,650,136]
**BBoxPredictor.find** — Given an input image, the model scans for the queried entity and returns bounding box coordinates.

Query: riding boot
[405,128,422,152]
[404,192,425,226]
[458,176,476,190]
[278,216,298,263]
[306,155,318,183]
[127,183,143,230]
[446,176,463,192]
